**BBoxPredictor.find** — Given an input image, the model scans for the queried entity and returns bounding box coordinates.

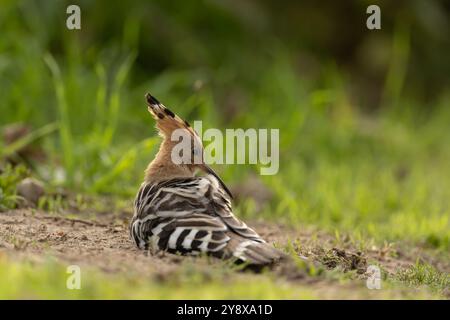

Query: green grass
[0,255,443,300]
[0,255,315,299]
[0,164,28,210]
[395,262,450,295]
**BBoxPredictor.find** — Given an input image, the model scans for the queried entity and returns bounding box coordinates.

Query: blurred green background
[1,0,449,251]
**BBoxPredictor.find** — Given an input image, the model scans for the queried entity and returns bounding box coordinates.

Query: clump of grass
[395,262,449,295]
[0,164,28,211]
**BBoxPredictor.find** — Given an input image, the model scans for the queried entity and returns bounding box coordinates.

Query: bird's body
[129,93,284,265]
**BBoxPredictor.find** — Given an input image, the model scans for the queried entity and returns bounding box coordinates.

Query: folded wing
[130,176,284,264]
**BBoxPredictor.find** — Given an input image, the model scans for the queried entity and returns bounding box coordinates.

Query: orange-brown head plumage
[144,93,232,198]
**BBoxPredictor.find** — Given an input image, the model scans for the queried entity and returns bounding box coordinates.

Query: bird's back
[130,175,284,265]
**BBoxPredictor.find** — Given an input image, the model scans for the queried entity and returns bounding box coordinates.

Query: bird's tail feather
[227,237,286,266]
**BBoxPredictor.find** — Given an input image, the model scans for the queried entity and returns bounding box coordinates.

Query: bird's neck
[144,140,193,183]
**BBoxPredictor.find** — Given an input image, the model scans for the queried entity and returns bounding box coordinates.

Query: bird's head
[144,93,232,198]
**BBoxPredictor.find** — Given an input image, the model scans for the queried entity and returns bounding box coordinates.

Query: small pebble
[16,178,45,205]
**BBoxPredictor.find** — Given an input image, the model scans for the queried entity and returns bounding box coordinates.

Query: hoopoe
[129,93,285,265]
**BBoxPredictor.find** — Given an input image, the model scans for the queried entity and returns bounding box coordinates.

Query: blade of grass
[0,122,58,158]
[44,53,74,184]
[382,20,410,110]
[102,52,137,147]
[91,136,159,193]
[95,63,107,135]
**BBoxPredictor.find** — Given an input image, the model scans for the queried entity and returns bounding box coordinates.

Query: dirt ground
[0,209,305,278]
[1,208,447,287]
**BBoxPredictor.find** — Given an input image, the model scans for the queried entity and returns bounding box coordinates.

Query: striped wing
[130,176,264,256]
[144,214,231,256]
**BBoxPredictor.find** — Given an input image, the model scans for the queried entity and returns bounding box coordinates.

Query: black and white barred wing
[130,177,285,264]
[146,213,231,256]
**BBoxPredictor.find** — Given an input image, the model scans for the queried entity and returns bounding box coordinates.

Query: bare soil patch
[0,209,447,283]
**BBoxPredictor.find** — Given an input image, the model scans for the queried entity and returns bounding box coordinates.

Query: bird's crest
[145,93,197,138]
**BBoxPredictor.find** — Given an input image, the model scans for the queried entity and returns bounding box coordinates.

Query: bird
[129,93,285,266]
